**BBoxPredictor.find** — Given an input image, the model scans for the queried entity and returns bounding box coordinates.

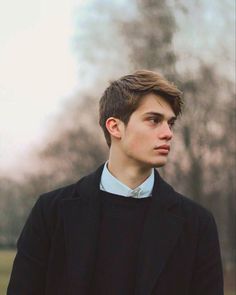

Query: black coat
[7,164,224,295]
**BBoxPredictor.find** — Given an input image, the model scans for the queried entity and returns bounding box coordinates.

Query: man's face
[118,93,176,169]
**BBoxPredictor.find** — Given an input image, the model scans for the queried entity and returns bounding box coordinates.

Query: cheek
[128,132,150,151]
[124,123,152,150]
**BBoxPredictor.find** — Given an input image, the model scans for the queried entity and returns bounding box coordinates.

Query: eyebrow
[143,112,177,121]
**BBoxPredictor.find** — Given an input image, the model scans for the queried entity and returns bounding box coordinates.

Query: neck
[107,147,152,189]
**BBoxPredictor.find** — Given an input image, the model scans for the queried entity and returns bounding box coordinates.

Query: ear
[105,117,123,140]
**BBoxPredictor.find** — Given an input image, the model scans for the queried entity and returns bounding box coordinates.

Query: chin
[135,156,168,168]
[152,162,167,168]
[151,159,168,168]
[141,160,168,169]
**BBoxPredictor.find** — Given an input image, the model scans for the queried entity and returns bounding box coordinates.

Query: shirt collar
[100,161,154,198]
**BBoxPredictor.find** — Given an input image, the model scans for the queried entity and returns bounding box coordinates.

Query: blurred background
[0,0,235,293]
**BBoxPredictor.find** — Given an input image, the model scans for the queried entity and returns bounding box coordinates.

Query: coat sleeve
[7,195,50,295]
[189,212,224,295]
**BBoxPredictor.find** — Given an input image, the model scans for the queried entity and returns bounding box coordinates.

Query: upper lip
[155,144,170,151]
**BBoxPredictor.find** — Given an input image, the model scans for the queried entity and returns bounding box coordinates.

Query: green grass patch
[0,249,16,295]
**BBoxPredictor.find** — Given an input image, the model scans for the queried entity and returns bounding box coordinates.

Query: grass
[0,249,16,295]
[0,249,235,294]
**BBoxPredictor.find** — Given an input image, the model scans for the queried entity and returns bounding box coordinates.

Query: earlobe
[105,117,122,139]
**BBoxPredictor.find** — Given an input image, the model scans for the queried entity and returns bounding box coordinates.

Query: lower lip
[155,148,169,155]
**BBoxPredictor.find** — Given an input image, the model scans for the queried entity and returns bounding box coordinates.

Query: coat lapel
[60,165,104,294]
[135,170,185,295]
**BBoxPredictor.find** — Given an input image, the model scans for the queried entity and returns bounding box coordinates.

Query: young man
[8,70,223,295]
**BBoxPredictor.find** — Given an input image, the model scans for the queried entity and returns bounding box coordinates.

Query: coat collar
[61,164,185,295]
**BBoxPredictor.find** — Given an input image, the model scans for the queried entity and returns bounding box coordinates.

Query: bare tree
[121,0,177,78]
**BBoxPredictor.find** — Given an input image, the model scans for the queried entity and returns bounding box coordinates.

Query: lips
[155,144,170,151]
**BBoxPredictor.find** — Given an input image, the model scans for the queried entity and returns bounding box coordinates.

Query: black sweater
[90,190,152,295]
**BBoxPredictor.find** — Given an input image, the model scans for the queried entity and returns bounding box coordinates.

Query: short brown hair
[99,69,183,147]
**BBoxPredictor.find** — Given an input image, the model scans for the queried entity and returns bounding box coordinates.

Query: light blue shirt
[100,162,154,198]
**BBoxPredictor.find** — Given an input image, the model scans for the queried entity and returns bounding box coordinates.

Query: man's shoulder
[30,174,90,226]
[32,181,80,218]
[158,173,213,221]
[41,175,92,200]
[170,187,215,226]
[36,164,103,207]
[40,181,79,202]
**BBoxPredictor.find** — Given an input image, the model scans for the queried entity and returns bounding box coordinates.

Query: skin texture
[106,93,176,189]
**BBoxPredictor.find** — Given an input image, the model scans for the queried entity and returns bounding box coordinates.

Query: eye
[168,121,176,129]
[148,117,161,124]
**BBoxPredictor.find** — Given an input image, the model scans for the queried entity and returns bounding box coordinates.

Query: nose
[159,122,173,140]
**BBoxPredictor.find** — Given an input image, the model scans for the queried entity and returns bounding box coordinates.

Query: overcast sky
[0,0,82,173]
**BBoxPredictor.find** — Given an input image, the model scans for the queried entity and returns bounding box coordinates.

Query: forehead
[134,93,175,118]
